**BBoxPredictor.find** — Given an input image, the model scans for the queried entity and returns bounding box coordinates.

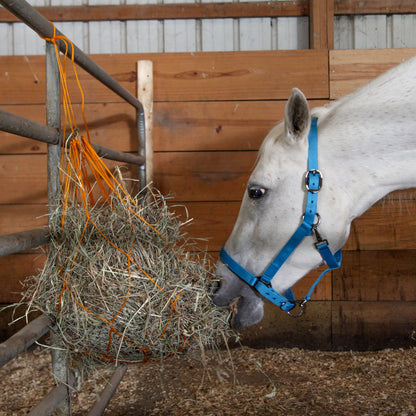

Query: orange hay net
[41,25,188,364]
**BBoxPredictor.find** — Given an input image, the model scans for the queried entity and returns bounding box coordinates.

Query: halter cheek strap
[220,118,342,317]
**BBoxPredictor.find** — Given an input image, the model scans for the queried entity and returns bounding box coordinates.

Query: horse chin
[230,294,264,330]
[212,270,264,329]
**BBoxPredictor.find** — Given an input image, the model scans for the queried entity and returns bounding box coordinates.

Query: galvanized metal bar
[87,365,128,416]
[0,314,51,368]
[0,0,143,112]
[0,108,143,165]
[0,109,60,145]
[29,368,79,416]
[0,227,50,257]
[92,142,145,166]
[45,39,72,416]
[46,41,61,211]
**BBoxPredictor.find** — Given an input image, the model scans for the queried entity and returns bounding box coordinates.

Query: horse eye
[248,187,267,199]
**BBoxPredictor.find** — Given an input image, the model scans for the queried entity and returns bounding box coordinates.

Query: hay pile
[23,186,233,366]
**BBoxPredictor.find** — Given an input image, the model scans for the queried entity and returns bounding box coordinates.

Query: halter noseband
[220,118,342,317]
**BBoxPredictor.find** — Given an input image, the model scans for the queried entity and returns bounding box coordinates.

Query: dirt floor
[1,345,416,416]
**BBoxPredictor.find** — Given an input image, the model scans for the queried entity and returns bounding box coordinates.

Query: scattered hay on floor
[21,185,234,367]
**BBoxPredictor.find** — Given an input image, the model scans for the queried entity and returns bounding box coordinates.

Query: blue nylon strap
[219,247,257,287]
[261,118,319,285]
[304,248,342,301]
[219,247,296,310]
[219,118,343,314]
[307,118,318,172]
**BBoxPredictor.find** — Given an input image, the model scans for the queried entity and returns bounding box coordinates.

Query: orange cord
[42,23,184,364]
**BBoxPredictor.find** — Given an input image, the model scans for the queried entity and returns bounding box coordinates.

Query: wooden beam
[2,1,415,24]
[310,0,334,49]
[0,2,308,23]
[137,60,154,185]
[335,0,416,15]
[0,51,329,105]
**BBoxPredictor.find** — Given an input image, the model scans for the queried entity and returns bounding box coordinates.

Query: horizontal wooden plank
[0,104,136,155]
[154,151,254,201]
[0,2,309,23]
[1,100,329,154]
[239,301,332,349]
[2,1,415,24]
[0,154,137,205]
[174,197,416,252]
[345,198,416,251]
[0,152,252,204]
[333,250,416,301]
[2,190,416,250]
[2,207,416,304]
[0,50,329,105]
[332,301,416,350]
[329,48,416,99]
[334,0,416,15]
[0,253,46,303]
[0,205,48,236]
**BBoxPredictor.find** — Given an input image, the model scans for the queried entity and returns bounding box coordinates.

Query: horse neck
[319,69,416,221]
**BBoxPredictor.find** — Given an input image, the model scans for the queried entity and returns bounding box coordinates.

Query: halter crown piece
[220,118,342,317]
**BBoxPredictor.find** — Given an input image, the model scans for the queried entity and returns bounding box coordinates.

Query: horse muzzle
[212,262,264,329]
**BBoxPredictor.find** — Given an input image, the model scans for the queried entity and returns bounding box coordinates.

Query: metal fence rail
[0,109,145,166]
[0,0,148,186]
[0,0,148,413]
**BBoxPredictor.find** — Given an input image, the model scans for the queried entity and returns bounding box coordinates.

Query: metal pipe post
[46,40,71,416]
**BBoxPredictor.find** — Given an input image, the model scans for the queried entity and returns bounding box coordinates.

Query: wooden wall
[1,48,416,349]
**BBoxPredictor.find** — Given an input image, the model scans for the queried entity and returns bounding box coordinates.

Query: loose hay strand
[20,27,234,369]
[23,185,233,367]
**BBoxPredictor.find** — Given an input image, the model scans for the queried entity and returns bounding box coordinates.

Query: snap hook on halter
[287,299,308,318]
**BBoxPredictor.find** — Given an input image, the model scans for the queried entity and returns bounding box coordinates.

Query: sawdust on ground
[1,346,415,416]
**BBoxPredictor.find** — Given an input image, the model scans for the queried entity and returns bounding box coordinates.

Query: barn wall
[1,0,416,55]
[1,0,416,349]
[1,47,416,349]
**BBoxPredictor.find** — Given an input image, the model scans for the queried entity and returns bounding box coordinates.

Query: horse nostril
[210,279,221,296]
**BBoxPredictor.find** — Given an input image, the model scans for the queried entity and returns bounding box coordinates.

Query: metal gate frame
[0,0,151,414]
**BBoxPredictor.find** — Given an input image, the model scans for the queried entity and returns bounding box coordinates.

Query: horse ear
[284,88,311,143]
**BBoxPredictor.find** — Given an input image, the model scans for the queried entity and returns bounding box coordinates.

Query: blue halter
[219,118,342,317]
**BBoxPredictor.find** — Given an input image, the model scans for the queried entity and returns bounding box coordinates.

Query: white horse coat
[213,54,416,329]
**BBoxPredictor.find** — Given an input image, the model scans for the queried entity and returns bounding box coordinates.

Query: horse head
[213,88,352,329]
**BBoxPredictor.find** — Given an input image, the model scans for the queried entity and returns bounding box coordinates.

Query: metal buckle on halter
[286,299,308,318]
[256,277,271,288]
[304,169,323,193]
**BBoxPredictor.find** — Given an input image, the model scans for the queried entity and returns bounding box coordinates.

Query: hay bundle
[24,186,232,366]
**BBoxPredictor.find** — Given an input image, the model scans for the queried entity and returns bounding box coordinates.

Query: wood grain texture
[169,195,416,251]
[2,192,415,250]
[330,48,416,99]
[0,51,329,105]
[332,301,416,350]
[0,100,329,154]
[2,49,416,348]
[310,0,334,49]
[333,250,416,301]
[0,2,309,23]
[0,253,46,303]
[334,0,416,15]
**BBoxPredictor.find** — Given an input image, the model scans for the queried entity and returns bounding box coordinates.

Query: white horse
[213,54,416,329]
